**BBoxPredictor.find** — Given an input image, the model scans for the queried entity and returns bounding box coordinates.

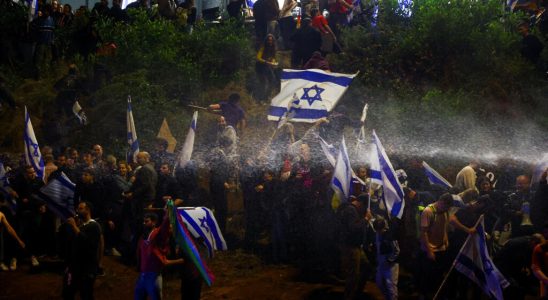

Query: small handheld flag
[371,130,405,219]
[24,107,45,180]
[168,200,215,286]
[126,96,140,164]
[174,111,198,171]
[422,161,453,189]
[178,207,227,258]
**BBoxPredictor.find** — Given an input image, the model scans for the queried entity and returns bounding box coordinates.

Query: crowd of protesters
[1,91,548,299]
[1,0,548,299]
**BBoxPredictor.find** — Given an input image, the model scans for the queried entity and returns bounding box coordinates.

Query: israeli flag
[268,69,357,123]
[371,130,405,219]
[24,107,45,180]
[127,96,140,164]
[320,137,366,186]
[27,0,38,21]
[422,161,453,189]
[178,207,227,258]
[37,172,76,220]
[330,137,353,202]
[72,100,88,125]
[454,215,509,300]
[174,111,198,171]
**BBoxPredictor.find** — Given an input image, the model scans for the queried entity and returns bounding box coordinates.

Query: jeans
[135,272,163,300]
[376,255,399,300]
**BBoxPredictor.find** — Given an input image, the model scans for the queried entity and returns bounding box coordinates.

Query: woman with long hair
[255,34,279,101]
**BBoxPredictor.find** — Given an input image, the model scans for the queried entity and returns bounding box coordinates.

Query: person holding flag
[418,193,453,299]
[135,213,184,300]
[336,194,372,300]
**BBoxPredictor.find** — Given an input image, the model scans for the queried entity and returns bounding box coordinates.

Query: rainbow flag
[167,200,215,286]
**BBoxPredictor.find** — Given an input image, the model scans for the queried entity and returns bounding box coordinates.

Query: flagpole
[432,215,485,300]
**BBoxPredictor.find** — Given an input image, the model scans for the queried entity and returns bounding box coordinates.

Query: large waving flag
[24,107,45,180]
[36,172,75,220]
[168,201,214,286]
[178,207,227,258]
[267,69,358,123]
[371,130,405,219]
[331,137,353,203]
[422,161,453,189]
[126,96,140,164]
[174,111,197,171]
[453,215,509,300]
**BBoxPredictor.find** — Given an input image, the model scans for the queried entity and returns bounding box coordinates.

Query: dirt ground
[0,250,389,300]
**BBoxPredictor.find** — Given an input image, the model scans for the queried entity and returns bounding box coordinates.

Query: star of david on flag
[24,106,44,180]
[268,69,358,123]
[178,207,227,258]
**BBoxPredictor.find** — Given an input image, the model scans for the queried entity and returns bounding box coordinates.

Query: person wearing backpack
[418,193,453,299]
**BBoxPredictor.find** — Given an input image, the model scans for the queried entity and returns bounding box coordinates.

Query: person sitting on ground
[303,51,331,71]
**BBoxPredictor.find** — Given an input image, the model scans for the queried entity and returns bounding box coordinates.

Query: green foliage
[59,13,254,154]
[95,12,253,100]
[331,0,546,123]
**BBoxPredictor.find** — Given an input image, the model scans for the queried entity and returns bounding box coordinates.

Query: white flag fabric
[37,172,76,220]
[422,161,453,189]
[127,96,140,164]
[72,101,87,125]
[454,215,509,300]
[268,69,357,123]
[319,137,366,186]
[24,107,45,180]
[277,94,301,129]
[330,137,353,202]
[174,111,197,171]
[177,207,227,258]
[27,0,38,21]
[371,130,405,219]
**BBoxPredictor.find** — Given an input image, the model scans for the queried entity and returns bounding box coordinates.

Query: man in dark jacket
[63,201,102,300]
[290,18,322,68]
[337,194,372,300]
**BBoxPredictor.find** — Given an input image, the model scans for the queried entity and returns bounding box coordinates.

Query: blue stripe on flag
[203,208,225,250]
[457,254,488,287]
[180,209,214,257]
[268,106,328,119]
[282,71,353,87]
[333,177,345,199]
[370,169,382,180]
[57,174,75,190]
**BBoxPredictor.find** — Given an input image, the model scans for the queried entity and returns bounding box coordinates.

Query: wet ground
[0,250,389,300]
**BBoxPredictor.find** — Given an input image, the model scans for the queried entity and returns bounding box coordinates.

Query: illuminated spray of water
[189,108,547,179]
